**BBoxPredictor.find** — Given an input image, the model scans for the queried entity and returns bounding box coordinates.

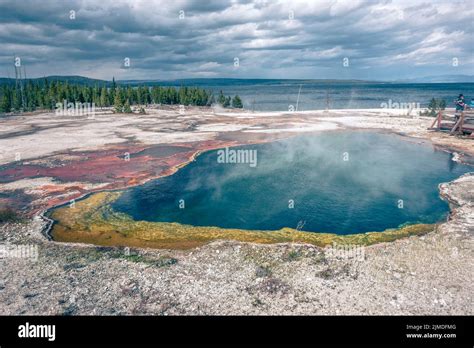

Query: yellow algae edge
[49,191,435,250]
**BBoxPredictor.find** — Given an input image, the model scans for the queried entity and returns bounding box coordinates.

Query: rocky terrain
[0,106,473,315]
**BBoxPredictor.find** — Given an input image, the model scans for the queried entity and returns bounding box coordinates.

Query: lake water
[111,132,472,234]
[156,79,474,111]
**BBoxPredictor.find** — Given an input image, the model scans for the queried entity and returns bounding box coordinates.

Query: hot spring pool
[110,131,471,234]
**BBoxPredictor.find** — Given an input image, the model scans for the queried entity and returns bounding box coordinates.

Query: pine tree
[217,90,226,105]
[427,98,446,116]
[207,94,215,106]
[232,95,243,108]
[0,88,11,113]
[99,87,108,107]
[123,99,132,113]
[151,86,161,104]
[113,93,123,113]
[143,86,151,105]
[223,96,231,108]
[12,89,21,111]
[438,99,446,110]
[109,78,116,105]
[92,85,99,106]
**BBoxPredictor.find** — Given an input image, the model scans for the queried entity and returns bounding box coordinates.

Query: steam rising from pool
[111,132,471,234]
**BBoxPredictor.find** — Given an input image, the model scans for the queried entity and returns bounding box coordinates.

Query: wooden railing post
[459,111,465,134]
[430,110,442,129]
[450,111,465,135]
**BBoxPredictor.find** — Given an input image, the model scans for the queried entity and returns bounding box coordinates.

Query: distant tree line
[0,78,244,113]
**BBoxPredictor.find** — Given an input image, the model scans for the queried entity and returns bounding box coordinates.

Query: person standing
[455,94,467,112]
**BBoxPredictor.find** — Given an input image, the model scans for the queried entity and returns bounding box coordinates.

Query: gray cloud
[0,0,472,80]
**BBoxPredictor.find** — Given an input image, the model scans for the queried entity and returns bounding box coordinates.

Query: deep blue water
[159,79,474,111]
[111,132,472,234]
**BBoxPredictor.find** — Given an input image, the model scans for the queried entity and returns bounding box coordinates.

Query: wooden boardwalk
[429,109,474,137]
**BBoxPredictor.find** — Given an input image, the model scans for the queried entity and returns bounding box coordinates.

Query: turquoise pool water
[111,132,472,234]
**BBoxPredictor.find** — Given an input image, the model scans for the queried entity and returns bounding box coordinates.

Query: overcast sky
[0,0,473,81]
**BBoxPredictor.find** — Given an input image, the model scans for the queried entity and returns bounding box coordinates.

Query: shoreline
[47,190,437,250]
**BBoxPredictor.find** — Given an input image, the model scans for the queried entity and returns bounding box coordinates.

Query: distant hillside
[0,75,108,86]
[1,75,473,87]
[118,78,382,87]
[395,75,474,83]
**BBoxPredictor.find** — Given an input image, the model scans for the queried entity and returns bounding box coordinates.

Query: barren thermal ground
[0,106,473,315]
